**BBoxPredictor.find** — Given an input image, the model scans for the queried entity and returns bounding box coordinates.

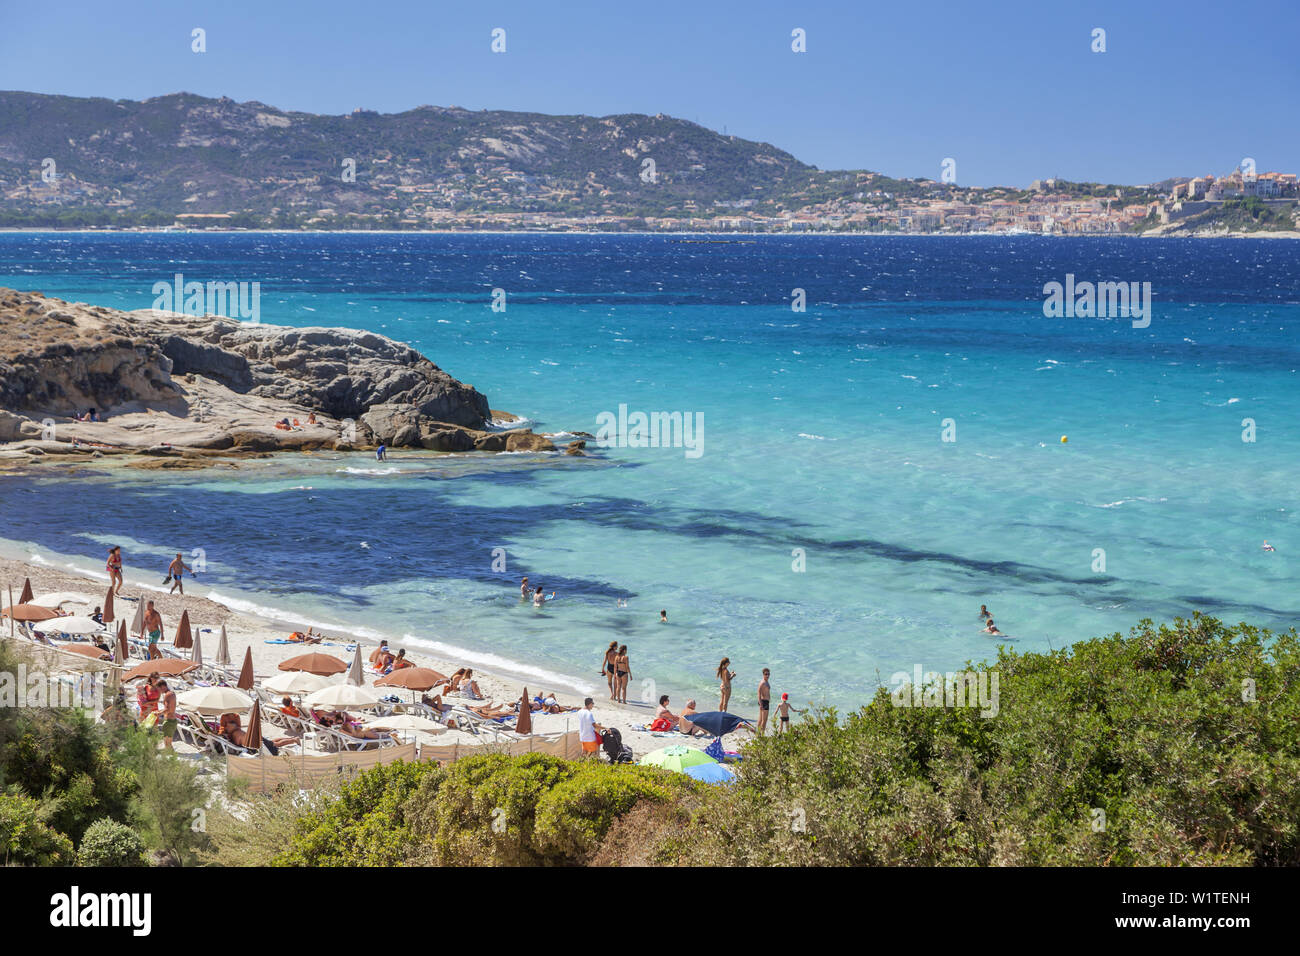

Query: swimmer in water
[1262,541,1276,552]
[979,604,991,622]
[520,576,530,599]
[533,586,555,607]
[660,609,668,624]
[983,618,1003,636]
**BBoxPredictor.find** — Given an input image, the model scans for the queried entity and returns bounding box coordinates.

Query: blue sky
[2,0,1296,187]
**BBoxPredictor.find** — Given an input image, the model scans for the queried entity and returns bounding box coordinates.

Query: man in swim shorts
[757,668,771,734]
[144,601,163,659]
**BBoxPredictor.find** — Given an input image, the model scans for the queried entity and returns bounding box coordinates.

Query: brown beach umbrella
[116,620,128,664]
[237,647,255,690]
[514,686,532,735]
[2,603,59,622]
[215,624,230,666]
[19,578,34,605]
[102,585,115,624]
[122,658,196,682]
[375,667,448,692]
[244,699,263,754]
[173,610,193,650]
[131,599,145,638]
[278,652,347,676]
[60,643,112,661]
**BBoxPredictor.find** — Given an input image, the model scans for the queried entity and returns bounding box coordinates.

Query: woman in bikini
[106,546,124,595]
[601,641,618,699]
[614,645,631,705]
[717,657,736,712]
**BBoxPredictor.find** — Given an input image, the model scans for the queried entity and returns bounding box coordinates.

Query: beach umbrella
[30,591,96,608]
[38,615,104,635]
[263,671,330,695]
[374,667,447,691]
[177,686,253,715]
[122,658,196,682]
[639,745,717,773]
[102,585,114,623]
[237,648,255,690]
[305,684,382,710]
[683,762,737,785]
[116,621,128,663]
[514,686,532,735]
[18,578,33,605]
[364,714,446,734]
[173,610,193,649]
[131,600,145,638]
[278,652,347,676]
[191,628,203,666]
[2,603,60,622]
[245,700,263,754]
[346,643,364,686]
[215,624,230,666]
[57,643,111,661]
[678,711,750,738]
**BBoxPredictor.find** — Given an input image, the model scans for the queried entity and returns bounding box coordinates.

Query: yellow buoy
[1060,435,1068,443]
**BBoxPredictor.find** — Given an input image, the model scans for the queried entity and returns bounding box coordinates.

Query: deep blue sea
[2,232,1299,712]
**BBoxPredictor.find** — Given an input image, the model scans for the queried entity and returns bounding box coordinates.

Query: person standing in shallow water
[106,546,124,595]
[756,668,771,734]
[614,644,631,704]
[659,609,668,624]
[717,657,735,711]
[601,641,618,699]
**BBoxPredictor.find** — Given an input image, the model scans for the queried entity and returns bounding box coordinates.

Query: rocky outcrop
[0,288,558,460]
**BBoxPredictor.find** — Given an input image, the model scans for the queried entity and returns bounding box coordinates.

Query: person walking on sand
[601,640,619,699]
[165,552,192,595]
[717,657,736,712]
[158,681,177,751]
[757,668,771,734]
[144,601,164,659]
[775,693,805,734]
[614,644,631,704]
[106,546,124,595]
[578,698,605,759]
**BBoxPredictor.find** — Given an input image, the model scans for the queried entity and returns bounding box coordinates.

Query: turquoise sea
[1,232,1298,713]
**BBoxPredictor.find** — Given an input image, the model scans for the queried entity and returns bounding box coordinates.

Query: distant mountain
[0,90,827,225]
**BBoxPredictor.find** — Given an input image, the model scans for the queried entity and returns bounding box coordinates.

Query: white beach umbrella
[346,643,364,687]
[264,671,330,695]
[131,600,145,638]
[177,686,254,715]
[191,629,204,665]
[39,615,106,635]
[305,684,382,710]
[364,714,446,733]
[30,591,96,608]
[215,624,230,666]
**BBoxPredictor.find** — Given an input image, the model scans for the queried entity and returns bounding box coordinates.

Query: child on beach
[775,693,805,734]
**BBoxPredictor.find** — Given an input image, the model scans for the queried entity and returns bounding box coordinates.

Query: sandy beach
[0,550,752,760]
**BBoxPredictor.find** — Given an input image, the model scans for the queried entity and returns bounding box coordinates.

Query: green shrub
[77,818,147,867]
[0,789,75,865]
